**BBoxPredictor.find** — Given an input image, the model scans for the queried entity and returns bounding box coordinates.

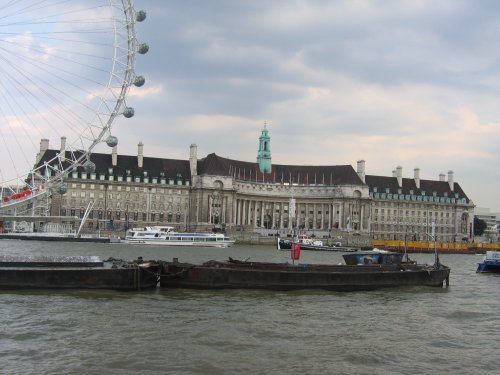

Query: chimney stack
[59,136,66,162]
[439,173,445,182]
[356,160,365,183]
[448,170,454,191]
[414,168,420,189]
[112,145,117,166]
[36,138,50,164]
[137,141,144,168]
[396,166,403,188]
[189,144,198,177]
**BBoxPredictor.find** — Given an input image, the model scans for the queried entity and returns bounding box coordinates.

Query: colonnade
[231,197,368,232]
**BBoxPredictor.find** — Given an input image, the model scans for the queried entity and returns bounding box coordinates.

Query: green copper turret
[257,124,272,173]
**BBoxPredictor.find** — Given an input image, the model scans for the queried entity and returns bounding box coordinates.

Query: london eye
[0,0,147,216]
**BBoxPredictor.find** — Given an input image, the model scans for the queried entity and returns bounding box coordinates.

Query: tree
[473,217,487,236]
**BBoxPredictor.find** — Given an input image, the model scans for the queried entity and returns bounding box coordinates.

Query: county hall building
[34,127,474,244]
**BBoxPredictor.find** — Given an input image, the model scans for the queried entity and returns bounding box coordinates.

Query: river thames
[0,240,498,374]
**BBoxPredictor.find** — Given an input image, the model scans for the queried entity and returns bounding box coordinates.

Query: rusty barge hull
[160,260,450,291]
[0,256,159,290]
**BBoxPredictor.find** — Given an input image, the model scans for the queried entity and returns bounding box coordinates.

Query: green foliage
[473,217,487,236]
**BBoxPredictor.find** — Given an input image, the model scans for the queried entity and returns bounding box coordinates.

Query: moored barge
[160,251,450,291]
[0,256,160,290]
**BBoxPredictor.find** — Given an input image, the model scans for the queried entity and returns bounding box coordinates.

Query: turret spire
[257,123,272,174]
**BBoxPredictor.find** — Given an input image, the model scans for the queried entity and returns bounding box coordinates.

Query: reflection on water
[0,240,498,374]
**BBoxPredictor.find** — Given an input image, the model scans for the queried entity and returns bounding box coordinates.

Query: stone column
[321,203,325,230]
[359,203,365,231]
[304,202,308,229]
[222,196,226,224]
[271,201,275,229]
[339,203,343,229]
[260,200,265,227]
[313,203,317,230]
[253,200,258,228]
[231,196,237,225]
[237,199,242,225]
[246,199,252,226]
[208,195,212,224]
[242,199,247,225]
[279,202,284,229]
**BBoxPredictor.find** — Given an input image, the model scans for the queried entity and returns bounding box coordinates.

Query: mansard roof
[37,149,191,180]
[365,175,469,201]
[198,153,364,185]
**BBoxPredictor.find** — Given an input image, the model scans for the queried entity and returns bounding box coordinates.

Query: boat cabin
[343,250,404,266]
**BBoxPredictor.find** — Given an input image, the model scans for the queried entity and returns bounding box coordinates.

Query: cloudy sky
[120,0,500,211]
[103,1,499,212]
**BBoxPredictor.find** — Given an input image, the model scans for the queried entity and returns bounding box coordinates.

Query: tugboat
[476,251,500,273]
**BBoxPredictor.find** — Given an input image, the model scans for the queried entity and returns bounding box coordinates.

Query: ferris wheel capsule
[83,161,96,173]
[136,10,147,22]
[134,76,146,87]
[138,43,149,54]
[58,184,68,195]
[106,136,118,147]
[123,107,135,118]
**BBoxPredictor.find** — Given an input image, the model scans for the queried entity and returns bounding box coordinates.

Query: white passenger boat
[124,226,235,248]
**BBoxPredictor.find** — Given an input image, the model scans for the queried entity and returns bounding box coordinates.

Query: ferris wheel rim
[74,0,138,168]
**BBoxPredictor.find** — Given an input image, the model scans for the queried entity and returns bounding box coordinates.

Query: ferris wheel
[0,0,147,213]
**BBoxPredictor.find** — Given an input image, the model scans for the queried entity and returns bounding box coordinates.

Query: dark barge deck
[0,256,159,290]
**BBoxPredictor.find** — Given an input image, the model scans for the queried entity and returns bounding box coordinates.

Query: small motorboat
[476,251,500,273]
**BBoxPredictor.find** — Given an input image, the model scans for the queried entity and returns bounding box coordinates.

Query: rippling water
[0,240,498,374]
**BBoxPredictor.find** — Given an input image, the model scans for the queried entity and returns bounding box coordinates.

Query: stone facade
[28,136,474,244]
